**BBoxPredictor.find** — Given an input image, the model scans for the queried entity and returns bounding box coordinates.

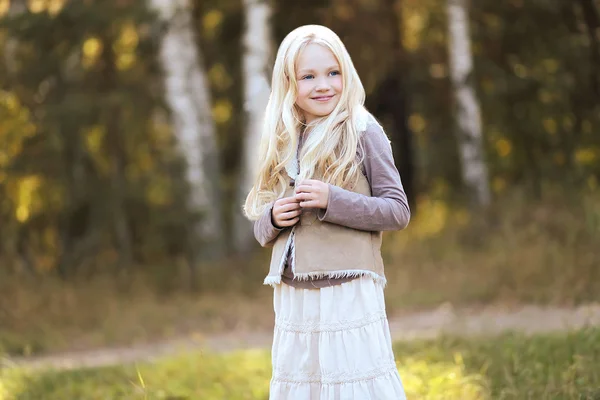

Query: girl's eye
[301,74,314,80]
[329,71,340,76]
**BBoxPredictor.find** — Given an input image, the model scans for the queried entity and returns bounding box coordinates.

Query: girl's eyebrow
[297,65,340,75]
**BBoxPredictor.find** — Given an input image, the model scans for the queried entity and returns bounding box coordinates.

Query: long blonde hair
[243,25,369,220]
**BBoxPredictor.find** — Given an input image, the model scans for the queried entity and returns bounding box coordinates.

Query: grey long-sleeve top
[253,122,411,289]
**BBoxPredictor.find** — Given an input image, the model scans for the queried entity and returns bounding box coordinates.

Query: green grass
[2,329,599,400]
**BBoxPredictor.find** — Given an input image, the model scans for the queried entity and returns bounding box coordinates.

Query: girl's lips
[312,95,334,102]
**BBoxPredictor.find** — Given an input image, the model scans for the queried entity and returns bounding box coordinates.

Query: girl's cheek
[297,81,311,97]
[333,76,343,91]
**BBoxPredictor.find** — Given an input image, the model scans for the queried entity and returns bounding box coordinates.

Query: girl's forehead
[295,43,340,71]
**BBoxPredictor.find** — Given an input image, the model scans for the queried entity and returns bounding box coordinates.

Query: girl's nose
[315,77,330,91]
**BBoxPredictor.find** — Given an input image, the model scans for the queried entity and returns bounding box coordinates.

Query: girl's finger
[276,196,299,206]
[299,200,319,208]
[278,202,300,213]
[287,217,300,225]
[298,179,319,186]
[282,195,300,203]
[295,192,315,202]
[278,217,299,227]
[281,210,301,219]
[295,184,314,194]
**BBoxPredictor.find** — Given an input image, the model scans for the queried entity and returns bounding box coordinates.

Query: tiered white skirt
[270,276,406,399]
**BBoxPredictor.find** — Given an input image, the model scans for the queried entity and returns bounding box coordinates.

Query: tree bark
[446,0,491,207]
[99,31,134,280]
[5,0,30,274]
[576,0,600,98]
[150,0,225,265]
[234,0,273,254]
[4,0,27,76]
[384,0,416,210]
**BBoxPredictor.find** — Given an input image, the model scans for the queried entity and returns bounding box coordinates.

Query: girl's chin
[302,107,340,123]
[312,106,338,117]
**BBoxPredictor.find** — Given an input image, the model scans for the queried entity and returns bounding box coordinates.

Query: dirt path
[4,303,600,371]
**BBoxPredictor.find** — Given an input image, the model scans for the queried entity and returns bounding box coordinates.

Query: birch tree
[447,0,491,207]
[149,0,225,261]
[234,0,273,253]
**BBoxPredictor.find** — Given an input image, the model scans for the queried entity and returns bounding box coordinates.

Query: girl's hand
[294,179,329,209]
[272,196,301,228]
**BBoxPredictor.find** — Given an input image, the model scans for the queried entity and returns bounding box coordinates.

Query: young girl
[244,24,410,399]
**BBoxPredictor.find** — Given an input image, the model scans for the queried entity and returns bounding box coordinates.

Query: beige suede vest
[263,171,386,287]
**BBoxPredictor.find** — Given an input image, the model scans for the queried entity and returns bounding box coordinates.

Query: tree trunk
[446,0,491,208]
[150,0,225,266]
[5,0,30,274]
[100,31,134,281]
[234,0,273,254]
[577,0,600,98]
[384,0,416,211]
[4,0,27,76]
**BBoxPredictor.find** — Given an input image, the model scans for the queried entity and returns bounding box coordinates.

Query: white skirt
[270,276,406,400]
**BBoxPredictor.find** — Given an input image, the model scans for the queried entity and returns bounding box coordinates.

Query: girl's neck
[300,124,310,138]
[301,120,317,137]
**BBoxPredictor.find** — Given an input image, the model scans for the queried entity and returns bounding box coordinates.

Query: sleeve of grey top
[317,122,411,231]
[254,202,284,247]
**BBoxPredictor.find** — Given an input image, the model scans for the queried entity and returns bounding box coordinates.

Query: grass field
[2,328,599,400]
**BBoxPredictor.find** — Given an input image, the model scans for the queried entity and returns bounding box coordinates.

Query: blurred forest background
[0,0,599,357]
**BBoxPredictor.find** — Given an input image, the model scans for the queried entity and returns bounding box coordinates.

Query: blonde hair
[243,25,369,221]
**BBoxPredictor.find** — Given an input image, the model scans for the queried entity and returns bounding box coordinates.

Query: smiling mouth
[312,95,334,102]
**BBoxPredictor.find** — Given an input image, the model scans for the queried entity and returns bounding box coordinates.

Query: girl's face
[294,43,343,125]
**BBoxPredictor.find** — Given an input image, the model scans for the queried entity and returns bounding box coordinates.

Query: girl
[244,24,410,399]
